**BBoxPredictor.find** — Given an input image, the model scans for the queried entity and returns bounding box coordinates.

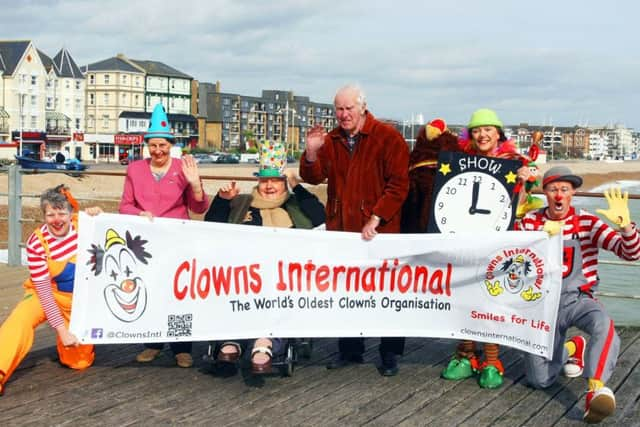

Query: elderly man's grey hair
[334,84,367,108]
[40,185,73,213]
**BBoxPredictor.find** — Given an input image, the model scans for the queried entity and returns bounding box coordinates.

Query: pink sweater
[119,158,209,219]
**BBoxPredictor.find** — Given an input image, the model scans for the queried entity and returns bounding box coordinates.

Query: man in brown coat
[300,84,409,376]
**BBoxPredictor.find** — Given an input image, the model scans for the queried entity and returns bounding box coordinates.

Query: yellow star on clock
[439,163,452,176]
[505,170,517,184]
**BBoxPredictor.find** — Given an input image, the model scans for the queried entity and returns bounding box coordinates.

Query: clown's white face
[102,245,147,322]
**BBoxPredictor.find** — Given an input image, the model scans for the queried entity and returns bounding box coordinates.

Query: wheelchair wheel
[280,342,296,377]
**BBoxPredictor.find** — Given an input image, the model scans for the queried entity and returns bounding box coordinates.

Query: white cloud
[1,0,639,127]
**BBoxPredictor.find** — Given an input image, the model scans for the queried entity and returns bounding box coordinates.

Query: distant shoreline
[537,160,640,191]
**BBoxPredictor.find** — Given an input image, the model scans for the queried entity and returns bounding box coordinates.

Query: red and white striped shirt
[26,223,78,328]
[516,206,640,291]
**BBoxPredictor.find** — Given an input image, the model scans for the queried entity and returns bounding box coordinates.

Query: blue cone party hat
[145,103,174,140]
[255,140,287,178]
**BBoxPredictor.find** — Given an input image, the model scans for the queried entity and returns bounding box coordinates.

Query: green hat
[467,108,503,129]
[255,140,286,178]
[145,103,174,141]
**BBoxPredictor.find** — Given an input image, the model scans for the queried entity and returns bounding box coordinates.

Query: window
[88,115,95,128]
[135,76,140,86]
[46,97,53,109]
[31,75,37,85]
[65,80,70,89]
[134,94,139,105]
[104,74,110,84]
[75,118,81,130]
[31,95,37,107]
[75,99,81,110]
[223,98,230,105]
[31,116,37,128]
[65,98,70,108]
[104,93,109,105]
[46,79,53,88]
[122,75,127,84]
[139,120,145,127]
[89,93,95,105]
[102,115,109,128]
[89,74,95,84]
[122,93,127,103]
[75,80,81,90]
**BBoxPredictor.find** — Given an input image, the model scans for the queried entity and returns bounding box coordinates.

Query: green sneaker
[478,364,504,389]
[441,357,474,380]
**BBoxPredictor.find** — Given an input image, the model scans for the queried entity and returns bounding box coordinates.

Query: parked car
[215,154,240,164]
[193,153,215,164]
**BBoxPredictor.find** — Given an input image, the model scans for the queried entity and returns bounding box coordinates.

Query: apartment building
[197,84,336,153]
[0,40,48,153]
[38,48,86,159]
[0,40,87,160]
[84,54,196,162]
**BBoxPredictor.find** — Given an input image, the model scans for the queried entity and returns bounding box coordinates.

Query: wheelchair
[203,338,312,377]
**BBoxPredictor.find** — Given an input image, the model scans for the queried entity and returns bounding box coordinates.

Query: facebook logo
[91,328,104,339]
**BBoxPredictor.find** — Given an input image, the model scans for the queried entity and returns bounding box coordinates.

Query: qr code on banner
[167,313,193,337]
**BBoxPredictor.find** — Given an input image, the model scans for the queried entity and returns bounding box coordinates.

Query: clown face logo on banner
[482,247,546,307]
[87,229,152,322]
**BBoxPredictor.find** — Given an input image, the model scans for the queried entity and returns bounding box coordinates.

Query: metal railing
[1,164,639,305]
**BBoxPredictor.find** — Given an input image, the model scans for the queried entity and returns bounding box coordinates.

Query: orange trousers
[0,288,95,388]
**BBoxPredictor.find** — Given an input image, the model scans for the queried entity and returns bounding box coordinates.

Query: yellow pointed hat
[105,228,125,250]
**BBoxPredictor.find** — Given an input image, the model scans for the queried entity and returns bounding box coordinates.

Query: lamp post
[18,92,24,156]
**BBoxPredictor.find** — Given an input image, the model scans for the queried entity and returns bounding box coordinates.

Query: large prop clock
[427,151,523,233]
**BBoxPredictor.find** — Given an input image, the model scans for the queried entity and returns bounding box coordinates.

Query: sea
[574,179,640,326]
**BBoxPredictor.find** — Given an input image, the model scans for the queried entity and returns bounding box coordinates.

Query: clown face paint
[544,181,576,220]
[102,245,148,322]
[44,205,72,238]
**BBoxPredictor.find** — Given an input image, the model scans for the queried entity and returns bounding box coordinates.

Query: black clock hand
[475,208,492,215]
[469,181,479,214]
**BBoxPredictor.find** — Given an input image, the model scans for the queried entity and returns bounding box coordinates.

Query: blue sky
[3,0,639,128]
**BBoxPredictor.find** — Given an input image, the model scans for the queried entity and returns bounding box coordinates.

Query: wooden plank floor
[1,264,639,426]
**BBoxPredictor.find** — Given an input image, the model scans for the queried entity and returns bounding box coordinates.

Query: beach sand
[1,160,639,244]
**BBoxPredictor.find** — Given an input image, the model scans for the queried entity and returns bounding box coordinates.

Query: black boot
[380,352,399,376]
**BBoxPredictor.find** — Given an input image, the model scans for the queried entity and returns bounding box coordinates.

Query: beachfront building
[84,53,196,162]
[196,84,336,153]
[603,124,634,160]
[39,48,86,160]
[0,40,48,158]
[83,54,145,162]
[587,132,609,160]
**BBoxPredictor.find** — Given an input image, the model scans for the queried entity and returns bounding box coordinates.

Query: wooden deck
[0,263,638,426]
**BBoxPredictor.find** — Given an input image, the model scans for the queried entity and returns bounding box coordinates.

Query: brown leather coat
[300,112,409,233]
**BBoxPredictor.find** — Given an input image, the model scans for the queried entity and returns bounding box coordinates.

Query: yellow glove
[542,220,563,236]
[596,187,631,228]
[484,280,503,296]
[520,286,542,302]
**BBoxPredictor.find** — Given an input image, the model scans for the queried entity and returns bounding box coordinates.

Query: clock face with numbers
[427,152,522,233]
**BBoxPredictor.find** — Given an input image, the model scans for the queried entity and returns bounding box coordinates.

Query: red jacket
[300,112,409,233]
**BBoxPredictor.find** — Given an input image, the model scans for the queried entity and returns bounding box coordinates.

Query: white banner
[70,213,563,358]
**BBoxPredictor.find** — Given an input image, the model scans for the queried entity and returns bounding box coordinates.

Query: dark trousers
[145,342,192,355]
[338,337,405,356]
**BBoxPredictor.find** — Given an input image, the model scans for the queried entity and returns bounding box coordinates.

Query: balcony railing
[46,127,71,136]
